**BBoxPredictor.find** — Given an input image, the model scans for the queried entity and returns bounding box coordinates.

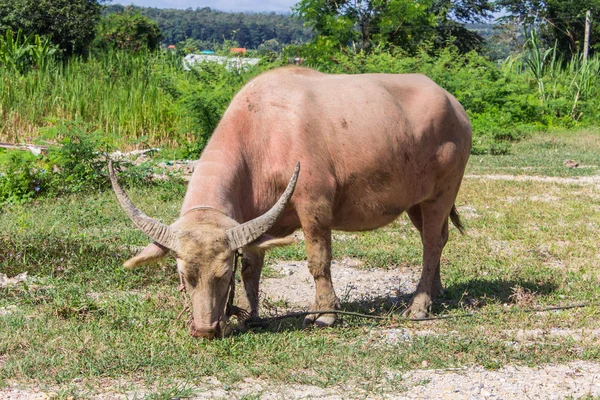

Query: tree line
[104,5,313,50]
[293,0,598,58]
[0,0,597,59]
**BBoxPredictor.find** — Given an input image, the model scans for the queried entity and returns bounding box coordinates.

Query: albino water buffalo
[109,66,472,339]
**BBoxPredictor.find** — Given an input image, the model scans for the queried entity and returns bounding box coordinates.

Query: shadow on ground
[243,277,558,335]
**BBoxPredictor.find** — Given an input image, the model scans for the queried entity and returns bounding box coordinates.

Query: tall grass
[2,30,600,150]
[0,48,199,146]
[505,32,600,125]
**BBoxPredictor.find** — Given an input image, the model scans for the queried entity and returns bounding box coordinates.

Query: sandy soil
[4,360,600,399]
[260,258,418,312]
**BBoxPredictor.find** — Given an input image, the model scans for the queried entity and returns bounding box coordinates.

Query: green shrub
[96,7,162,52]
[0,149,43,204]
[175,60,268,157]
[0,0,102,56]
[0,124,159,205]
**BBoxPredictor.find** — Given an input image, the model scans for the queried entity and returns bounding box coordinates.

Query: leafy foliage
[293,0,495,54]
[293,42,600,153]
[0,150,40,204]
[103,5,313,50]
[0,124,156,205]
[182,64,257,145]
[0,0,104,56]
[0,29,57,73]
[96,7,162,52]
[498,0,600,57]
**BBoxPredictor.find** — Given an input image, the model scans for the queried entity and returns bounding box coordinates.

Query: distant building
[167,45,176,50]
[230,47,247,54]
[288,57,305,65]
[183,54,260,71]
[200,50,215,55]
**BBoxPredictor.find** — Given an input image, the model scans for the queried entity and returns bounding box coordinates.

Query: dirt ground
[3,360,600,399]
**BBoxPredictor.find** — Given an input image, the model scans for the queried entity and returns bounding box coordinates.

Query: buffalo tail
[450,205,465,235]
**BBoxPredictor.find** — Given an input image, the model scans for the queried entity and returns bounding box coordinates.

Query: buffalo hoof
[402,308,428,319]
[302,312,337,328]
[402,293,432,319]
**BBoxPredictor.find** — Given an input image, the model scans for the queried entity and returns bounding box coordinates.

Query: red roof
[230,47,247,54]
[167,45,176,49]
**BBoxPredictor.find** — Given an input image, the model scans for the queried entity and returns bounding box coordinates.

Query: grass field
[1,129,600,398]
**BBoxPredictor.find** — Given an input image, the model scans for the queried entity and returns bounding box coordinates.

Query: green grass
[468,128,600,177]
[0,50,195,146]
[1,129,600,396]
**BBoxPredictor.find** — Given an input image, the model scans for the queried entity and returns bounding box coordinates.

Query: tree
[497,0,600,57]
[293,0,433,53]
[432,0,496,52]
[0,0,104,55]
[96,7,162,52]
[293,0,495,54]
[102,5,313,50]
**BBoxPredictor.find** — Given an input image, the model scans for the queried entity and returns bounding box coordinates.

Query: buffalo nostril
[189,323,220,340]
[190,329,217,339]
[189,327,217,339]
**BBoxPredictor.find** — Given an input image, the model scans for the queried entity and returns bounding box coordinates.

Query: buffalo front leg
[403,203,450,319]
[302,225,340,327]
[238,251,264,320]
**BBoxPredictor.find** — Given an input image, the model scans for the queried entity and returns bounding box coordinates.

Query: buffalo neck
[180,110,253,223]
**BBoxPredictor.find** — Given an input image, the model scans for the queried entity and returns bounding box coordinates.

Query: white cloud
[112,0,298,13]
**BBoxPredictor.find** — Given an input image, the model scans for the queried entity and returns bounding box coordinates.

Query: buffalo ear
[245,235,295,253]
[123,242,170,269]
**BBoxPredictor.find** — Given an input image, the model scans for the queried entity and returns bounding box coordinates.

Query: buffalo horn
[226,162,300,250]
[108,160,180,252]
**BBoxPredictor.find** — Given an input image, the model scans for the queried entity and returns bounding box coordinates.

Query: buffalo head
[108,161,299,339]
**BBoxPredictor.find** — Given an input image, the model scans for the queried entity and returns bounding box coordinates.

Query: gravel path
[3,361,600,399]
[465,173,600,186]
[260,258,418,311]
[150,158,600,187]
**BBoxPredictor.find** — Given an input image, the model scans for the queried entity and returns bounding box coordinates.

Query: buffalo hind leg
[238,251,264,320]
[407,204,444,297]
[403,202,450,319]
[302,225,340,327]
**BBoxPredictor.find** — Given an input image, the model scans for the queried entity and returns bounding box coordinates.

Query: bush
[0,124,158,205]
[96,8,162,53]
[291,43,600,154]
[172,60,269,157]
[0,150,42,204]
[0,0,103,56]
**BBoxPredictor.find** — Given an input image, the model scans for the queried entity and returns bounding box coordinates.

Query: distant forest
[104,5,313,49]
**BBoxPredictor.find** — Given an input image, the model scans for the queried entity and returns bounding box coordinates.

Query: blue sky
[111,0,298,13]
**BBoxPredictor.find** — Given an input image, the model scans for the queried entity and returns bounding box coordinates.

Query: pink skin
[188,279,228,339]
[126,67,472,334]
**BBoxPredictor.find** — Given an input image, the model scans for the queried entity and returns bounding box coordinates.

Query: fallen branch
[0,142,51,156]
